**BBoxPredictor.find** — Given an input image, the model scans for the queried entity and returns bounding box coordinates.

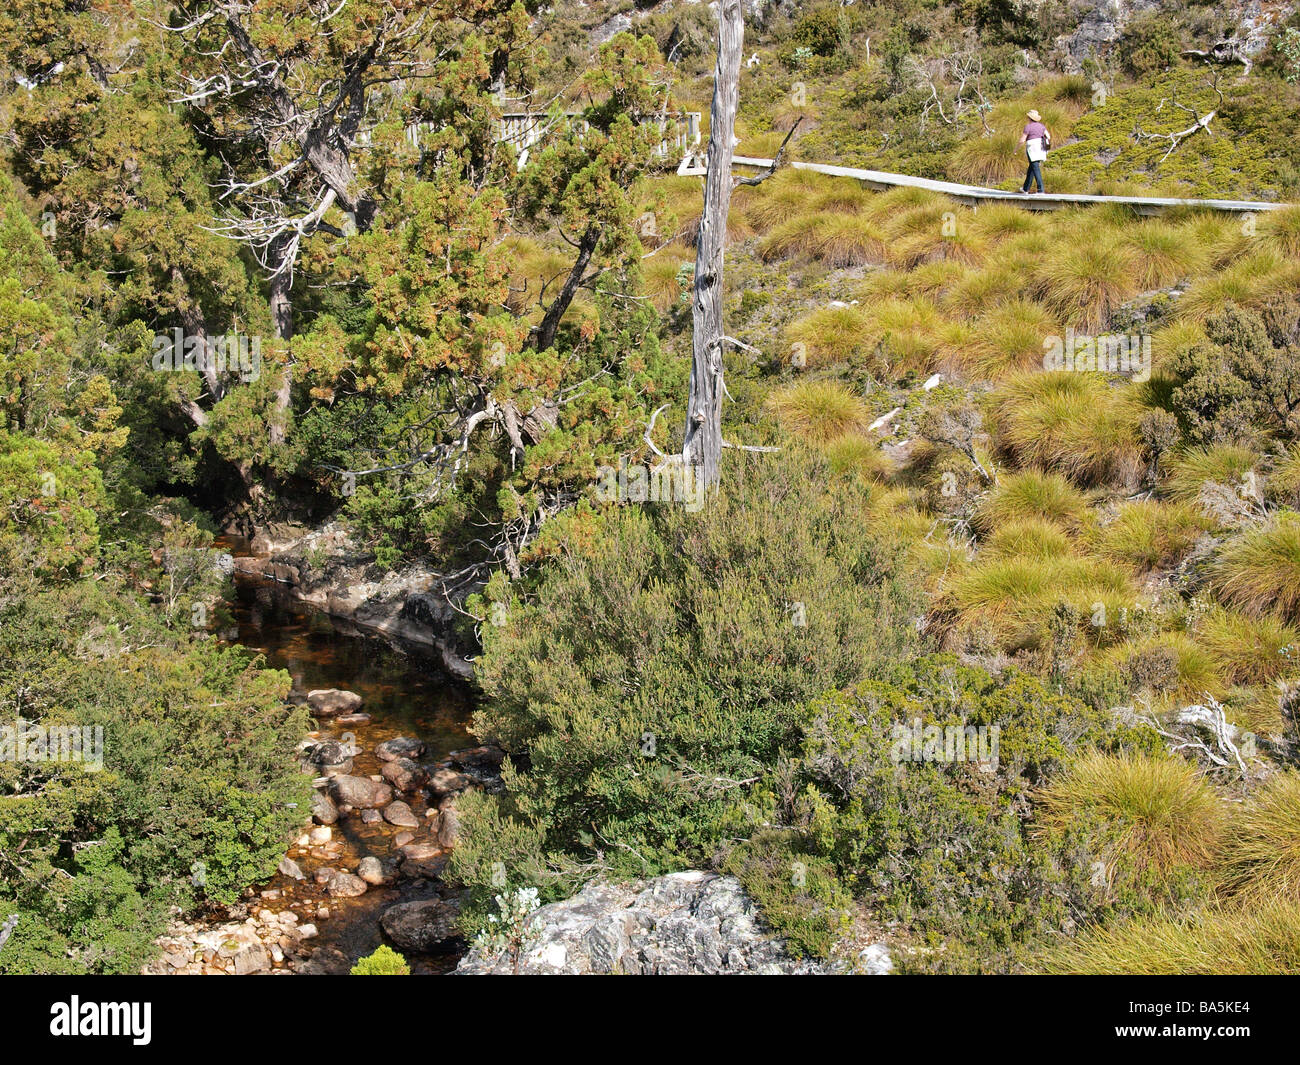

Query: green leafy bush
[351,945,411,975]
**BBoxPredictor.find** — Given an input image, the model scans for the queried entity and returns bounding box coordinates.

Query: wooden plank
[729,156,1286,214]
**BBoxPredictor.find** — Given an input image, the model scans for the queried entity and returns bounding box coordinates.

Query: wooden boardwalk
[729,155,1285,215]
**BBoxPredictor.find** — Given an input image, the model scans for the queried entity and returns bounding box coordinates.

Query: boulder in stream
[381,756,427,793]
[383,800,421,828]
[376,736,426,762]
[331,774,393,809]
[380,898,462,953]
[307,688,363,716]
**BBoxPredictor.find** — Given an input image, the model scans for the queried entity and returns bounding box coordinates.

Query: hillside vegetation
[5,0,1300,975]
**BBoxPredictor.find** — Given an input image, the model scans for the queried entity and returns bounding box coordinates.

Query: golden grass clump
[1090,499,1208,574]
[757,212,887,267]
[943,554,1136,650]
[824,433,892,481]
[991,371,1144,489]
[784,305,875,368]
[1212,513,1300,624]
[766,379,869,443]
[1032,232,1140,330]
[1105,632,1225,705]
[1254,204,1300,260]
[1198,608,1300,687]
[1219,772,1300,903]
[1164,444,1260,505]
[981,518,1073,560]
[1123,220,1208,290]
[1036,753,1224,876]
[972,469,1090,535]
[959,298,1058,380]
[640,244,692,313]
[1037,899,1300,974]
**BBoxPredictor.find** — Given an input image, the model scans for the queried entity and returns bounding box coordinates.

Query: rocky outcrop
[455,871,893,975]
[1059,0,1295,64]
[234,521,476,679]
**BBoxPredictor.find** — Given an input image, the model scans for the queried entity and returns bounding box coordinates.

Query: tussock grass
[1037,753,1223,875]
[1212,513,1300,623]
[824,433,892,481]
[1090,499,1208,573]
[785,305,874,368]
[972,469,1090,535]
[941,265,1024,317]
[967,203,1047,243]
[1038,900,1300,974]
[1255,204,1300,260]
[1179,251,1292,320]
[991,372,1144,489]
[1106,632,1225,705]
[1199,608,1300,687]
[1150,319,1205,376]
[945,554,1137,649]
[1268,444,1300,509]
[960,298,1058,379]
[1220,772,1300,903]
[757,212,887,266]
[982,518,1073,560]
[889,225,988,270]
[1033,233,1139,330]
[640,244,691,312]
[741,168,843,232]
[1164,444,1261,505]
[500,235,571,316]
[766,380,869,443]
[1123,221,1208,289]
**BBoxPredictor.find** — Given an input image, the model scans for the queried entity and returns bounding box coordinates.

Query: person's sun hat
[1026,109,1042,121]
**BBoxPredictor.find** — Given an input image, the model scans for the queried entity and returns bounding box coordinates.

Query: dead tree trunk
[682,0,744,490]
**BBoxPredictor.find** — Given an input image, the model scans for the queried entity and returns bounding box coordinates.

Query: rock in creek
[315,867,368,898]
[381,756,427,793]
[376,736,426,762]
[330,774,393,809]
[380,898,462,953]
[306,688,363,717]
[455,871,891,976]
[311,790,339,825]
[383,800,421,828]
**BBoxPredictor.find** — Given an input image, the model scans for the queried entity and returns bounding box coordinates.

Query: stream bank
[143,534,494,975]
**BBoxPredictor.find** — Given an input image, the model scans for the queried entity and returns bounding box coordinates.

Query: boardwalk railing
[730,156,1286,216]
[497,110,702,159]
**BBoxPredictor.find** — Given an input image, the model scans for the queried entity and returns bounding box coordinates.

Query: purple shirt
[1024,121,1048,142]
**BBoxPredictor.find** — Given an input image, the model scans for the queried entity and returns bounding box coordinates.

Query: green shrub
[351,945,411,975]
[457,449,922,909]
[797,655,1156,967]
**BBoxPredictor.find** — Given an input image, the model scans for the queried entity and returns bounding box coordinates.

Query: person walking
[1018,109,1050,194]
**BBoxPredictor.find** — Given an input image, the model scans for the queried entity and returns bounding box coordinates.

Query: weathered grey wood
[684,0,745,489]
[731,156,1286,214]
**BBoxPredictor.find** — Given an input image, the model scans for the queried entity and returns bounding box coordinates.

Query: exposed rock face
[1060,0,1295,64]
[456,871,892,976]
[380,898,462,953]
[242,520,476,679]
